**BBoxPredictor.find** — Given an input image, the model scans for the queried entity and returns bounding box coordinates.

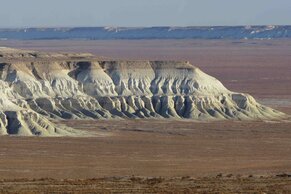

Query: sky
[0,0,291,28]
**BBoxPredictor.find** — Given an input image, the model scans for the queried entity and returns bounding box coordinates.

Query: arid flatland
[0,39,290,193]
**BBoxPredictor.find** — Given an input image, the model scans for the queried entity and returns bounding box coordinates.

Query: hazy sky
[1,0,291,27]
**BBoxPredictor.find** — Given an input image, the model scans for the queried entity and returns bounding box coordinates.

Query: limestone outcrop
[0,47,285,136]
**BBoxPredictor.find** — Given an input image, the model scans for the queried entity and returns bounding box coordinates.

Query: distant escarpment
[0,26,291,40]
[0,48,285,136]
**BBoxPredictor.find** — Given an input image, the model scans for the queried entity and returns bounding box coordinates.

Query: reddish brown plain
[0,40,291,193]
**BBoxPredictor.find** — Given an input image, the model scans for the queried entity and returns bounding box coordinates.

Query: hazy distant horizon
[2,24,291,30]
[1,26,291,40]
[1,0,291,28]
[1,25,291,30]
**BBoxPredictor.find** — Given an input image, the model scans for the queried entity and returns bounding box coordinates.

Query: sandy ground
[0,39,291,192]
[0,119,291,193]
[0,119,291,179]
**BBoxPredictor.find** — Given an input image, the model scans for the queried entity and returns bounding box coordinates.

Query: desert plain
[0,39,291,193]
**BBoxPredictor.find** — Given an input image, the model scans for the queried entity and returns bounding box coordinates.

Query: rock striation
[0,47,285,136]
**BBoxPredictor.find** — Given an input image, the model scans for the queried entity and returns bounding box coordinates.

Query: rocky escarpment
[0,48,285,136]
[1,26,291,40]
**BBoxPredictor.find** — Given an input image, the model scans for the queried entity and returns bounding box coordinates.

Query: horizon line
[0,24,291,29]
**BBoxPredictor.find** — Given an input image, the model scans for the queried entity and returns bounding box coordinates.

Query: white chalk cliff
[0,48,285,136]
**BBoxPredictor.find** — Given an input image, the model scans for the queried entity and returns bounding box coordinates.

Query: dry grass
[0,175,291,193]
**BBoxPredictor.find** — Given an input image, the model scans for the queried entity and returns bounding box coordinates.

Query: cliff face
[0,48,285,136]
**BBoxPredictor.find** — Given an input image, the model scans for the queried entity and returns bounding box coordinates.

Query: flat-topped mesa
[0,47,96,62]
[0,48,286,136]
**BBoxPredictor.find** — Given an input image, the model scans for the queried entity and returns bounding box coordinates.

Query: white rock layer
[0,49,286,136]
